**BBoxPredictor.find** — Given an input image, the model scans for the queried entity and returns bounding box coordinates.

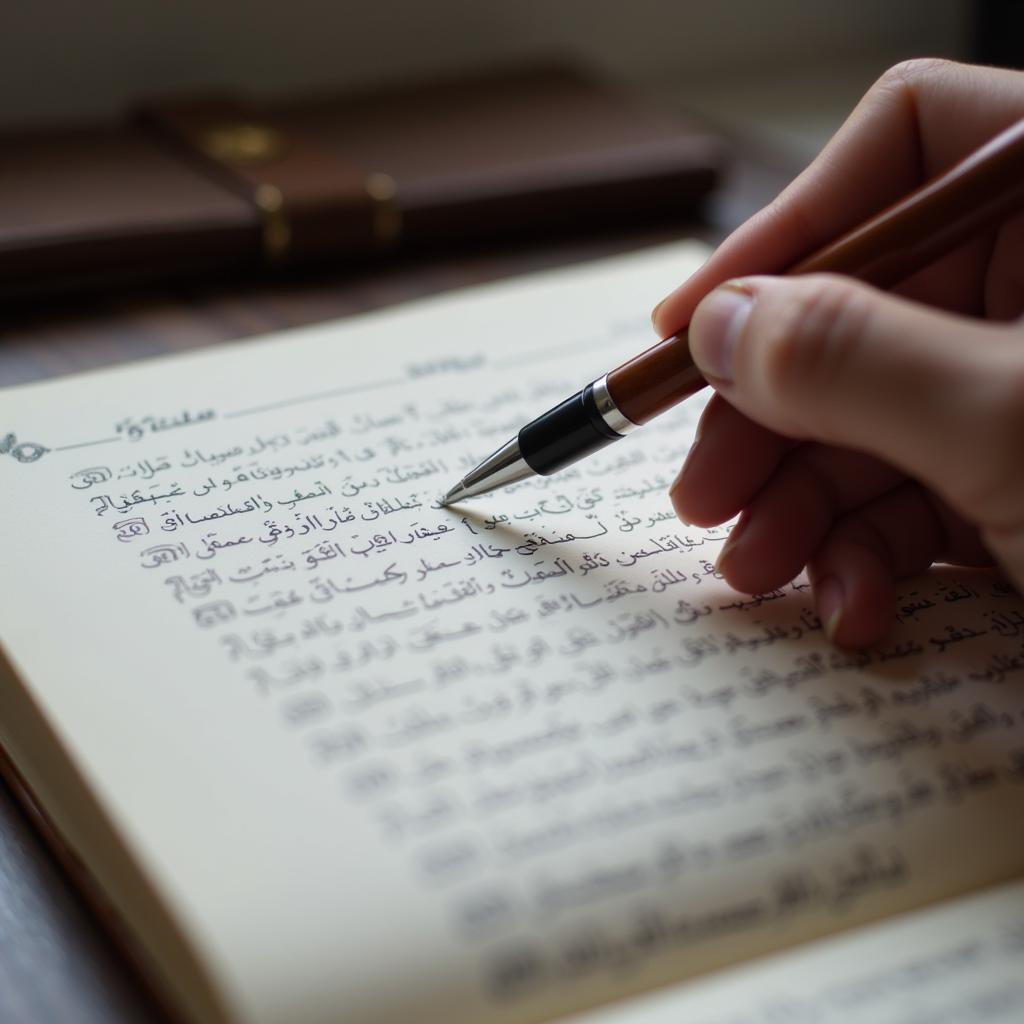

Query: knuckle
[962,357,1024,524]
[747,277,870,403]
[750,199,819,266]
[875,57,959,93]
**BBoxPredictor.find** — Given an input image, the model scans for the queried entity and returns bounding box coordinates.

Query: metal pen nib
[440,436,536,506]
[439,375,641,507]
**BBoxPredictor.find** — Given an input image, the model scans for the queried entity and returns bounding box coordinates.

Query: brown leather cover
[0,65,725,297]
[137,96,387,267]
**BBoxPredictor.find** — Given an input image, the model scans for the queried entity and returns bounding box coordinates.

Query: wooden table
[0,140,796,1023]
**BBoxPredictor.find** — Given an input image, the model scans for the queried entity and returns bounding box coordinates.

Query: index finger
[652,59,1024,337]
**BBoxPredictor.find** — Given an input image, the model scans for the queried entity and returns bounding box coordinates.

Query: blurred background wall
[2,0,972,127]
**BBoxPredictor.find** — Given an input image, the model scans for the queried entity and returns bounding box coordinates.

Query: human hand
[653,60,1024,647]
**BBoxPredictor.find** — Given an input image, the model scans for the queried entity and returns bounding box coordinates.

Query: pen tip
[439,482,468,508]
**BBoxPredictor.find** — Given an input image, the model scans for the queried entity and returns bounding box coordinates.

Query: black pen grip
[518,383,622,475]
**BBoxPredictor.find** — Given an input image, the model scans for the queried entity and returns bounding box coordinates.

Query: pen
[440,116,1024,507]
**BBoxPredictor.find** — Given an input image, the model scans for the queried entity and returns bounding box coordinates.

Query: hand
[653,60,1024,648]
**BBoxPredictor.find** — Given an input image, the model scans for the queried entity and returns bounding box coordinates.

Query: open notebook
[1,242,1023,1024]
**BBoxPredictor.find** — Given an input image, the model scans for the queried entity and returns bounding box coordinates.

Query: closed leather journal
[0,65,724,297]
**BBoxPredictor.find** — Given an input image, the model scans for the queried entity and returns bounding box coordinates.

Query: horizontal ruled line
[224,377,407,419]
[490,334,622,371]
[52,436,122,452]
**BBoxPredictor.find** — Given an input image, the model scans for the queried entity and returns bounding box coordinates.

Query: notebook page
[2,242,1024,1024]
[567,879,1024,1024]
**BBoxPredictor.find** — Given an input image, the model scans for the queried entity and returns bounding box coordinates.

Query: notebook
[2,241,1023,1024]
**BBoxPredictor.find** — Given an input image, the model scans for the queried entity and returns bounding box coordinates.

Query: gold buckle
[199,123,286,165]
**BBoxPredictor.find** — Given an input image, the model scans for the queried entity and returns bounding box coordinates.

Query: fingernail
[816,575,844,641]
[650,298,665,326]
[668,462,694,524]
[715,515,748,575]
[689,281,753,383]
[669,494,692,525]
[668,438,702,520]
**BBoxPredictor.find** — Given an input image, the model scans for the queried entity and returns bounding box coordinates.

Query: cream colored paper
[2,242,1024,1024]
[568,879,1024,1024]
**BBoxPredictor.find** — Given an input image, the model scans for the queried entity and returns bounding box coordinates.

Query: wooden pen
[440,117,1024,506]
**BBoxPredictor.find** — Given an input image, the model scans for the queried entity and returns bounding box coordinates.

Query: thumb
[687,274,1024,531]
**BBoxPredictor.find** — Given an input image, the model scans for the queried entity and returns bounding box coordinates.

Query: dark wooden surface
[0,143,796,1024]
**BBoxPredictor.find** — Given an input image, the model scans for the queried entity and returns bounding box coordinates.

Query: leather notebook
[0,65,725,298]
